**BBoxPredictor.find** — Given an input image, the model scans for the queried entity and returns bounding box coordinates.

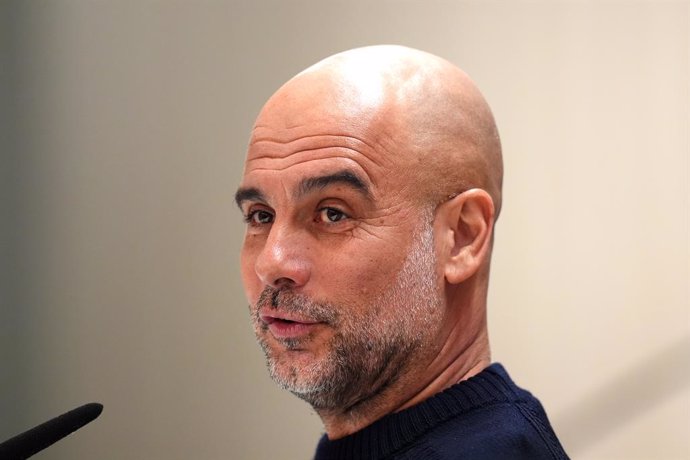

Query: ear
[434,189,496,284]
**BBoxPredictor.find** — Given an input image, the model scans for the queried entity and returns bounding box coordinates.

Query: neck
[317,325,490,440]
[315,274,492,440]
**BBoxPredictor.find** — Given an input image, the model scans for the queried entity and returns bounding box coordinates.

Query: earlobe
[438,189,495,284]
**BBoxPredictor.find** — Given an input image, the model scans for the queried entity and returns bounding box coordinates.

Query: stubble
[250,216,443,412]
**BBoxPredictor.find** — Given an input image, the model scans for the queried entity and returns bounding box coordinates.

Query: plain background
[1,1,688,459]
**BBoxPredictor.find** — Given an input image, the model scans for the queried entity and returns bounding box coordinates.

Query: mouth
[259,311,323,339]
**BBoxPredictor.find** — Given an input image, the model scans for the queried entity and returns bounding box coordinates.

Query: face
[237,75,446,410]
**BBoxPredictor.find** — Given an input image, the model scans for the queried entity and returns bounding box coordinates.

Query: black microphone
[0,402,103,459]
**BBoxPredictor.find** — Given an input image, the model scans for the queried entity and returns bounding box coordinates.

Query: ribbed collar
[313,363,522,460]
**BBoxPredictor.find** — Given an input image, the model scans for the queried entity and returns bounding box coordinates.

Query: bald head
[253,45,503,216]
[240,47,501,433]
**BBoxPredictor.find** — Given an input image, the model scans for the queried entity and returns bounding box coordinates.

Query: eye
[245,209,274,225]
[318,207,348,223]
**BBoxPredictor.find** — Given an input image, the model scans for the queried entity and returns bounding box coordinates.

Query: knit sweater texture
[313,363,569,460]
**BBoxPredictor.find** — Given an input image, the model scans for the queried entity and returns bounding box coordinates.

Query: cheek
[315,243,406,303]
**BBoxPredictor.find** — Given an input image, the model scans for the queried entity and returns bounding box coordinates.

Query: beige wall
[1,1,687,459]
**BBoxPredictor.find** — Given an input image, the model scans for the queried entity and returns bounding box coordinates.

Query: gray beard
[252,217,442,412]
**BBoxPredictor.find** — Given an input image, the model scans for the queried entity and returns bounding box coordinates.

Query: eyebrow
[234,169,371,209]
[234,187,266,209]
[297,170,371,199]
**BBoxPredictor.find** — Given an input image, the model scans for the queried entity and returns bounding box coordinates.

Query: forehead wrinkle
[245,149,384,185]
[250,131,378,152]
[248,146,370,164]
[248,133,386,169]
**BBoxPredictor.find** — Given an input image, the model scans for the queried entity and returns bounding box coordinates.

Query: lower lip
[267,320,319,339]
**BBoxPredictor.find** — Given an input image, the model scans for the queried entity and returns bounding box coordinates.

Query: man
[235,45,569,459]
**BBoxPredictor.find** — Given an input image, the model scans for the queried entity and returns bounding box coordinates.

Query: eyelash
[244,209,273,226]
[318,207,349,223]
[243,207,350,226]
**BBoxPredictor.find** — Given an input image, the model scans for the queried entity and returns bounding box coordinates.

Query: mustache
[255,287,339,324]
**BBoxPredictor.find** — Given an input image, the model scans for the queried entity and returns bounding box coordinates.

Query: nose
[254,224,311,290]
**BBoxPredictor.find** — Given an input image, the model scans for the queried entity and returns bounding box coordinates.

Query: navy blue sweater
[314,364,569,459]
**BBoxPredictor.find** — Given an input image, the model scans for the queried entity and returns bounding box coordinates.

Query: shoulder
[396,402,565,459]
[313,364,569,460]
[392,364,569,460]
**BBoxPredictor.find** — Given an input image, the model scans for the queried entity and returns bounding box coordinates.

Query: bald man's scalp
[253,45,503,217]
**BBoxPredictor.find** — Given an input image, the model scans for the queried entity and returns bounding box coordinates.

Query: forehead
[239,69,427,203]
[246,125,383,178]
[241,134,382,208]
[243,107,402,198]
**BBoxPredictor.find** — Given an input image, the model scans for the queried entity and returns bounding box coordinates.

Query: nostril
[274,277,295,289]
